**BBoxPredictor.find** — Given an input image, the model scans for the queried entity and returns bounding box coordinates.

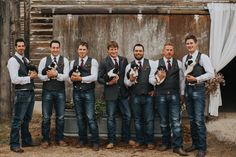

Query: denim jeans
[42,89,65,142]
[73,88,99,145]
[10,90,35,149]
[185,85,206,151]
[130,95,154,145]
[156,93,183,148]
[106,97,131,144]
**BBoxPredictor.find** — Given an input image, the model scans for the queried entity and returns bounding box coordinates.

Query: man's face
[50,43,60,57]
[133,46,144,60]
[162,45,174,59]
[15,42,25,56]
[185,39,197,53]
[108,47,118,58]
[77,45,88,58]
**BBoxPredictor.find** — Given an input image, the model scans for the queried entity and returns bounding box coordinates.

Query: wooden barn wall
[51,15,210,101]
[0,0,21,120]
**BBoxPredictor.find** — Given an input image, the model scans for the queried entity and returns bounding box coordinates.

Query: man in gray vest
[69,41,99,151]
[7,38,38,153]
[38,40,69,148]
[98,41,135,149]
[182,35,214,157]
[149,42,188,156]
[124,43,155,149]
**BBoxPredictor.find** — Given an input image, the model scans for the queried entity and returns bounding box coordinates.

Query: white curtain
[207,3,236,116]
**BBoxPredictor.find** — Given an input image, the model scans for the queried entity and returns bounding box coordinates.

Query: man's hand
[129,74,137,82]
[29,71,38,80]
[70,72,82,81]
[108,75,119,85]
[186,74,197,82]
[47,69,58,79]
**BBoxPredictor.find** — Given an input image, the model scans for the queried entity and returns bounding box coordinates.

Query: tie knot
[167,60,170,63]
[53,57,57,63]
[188,54,192,59]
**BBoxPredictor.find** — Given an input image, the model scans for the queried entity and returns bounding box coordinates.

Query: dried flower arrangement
[205,72,225,96]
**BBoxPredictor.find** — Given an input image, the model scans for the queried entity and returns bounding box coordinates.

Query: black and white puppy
[154,65,167,82]
[127,63,139,84]
[184,59,196,76]
[42,61,58,75]
[105,67,119,82]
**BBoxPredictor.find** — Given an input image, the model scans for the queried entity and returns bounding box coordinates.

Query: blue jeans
[130,95,154,145]
[156,93,183,149]
[185,85,206,151]
[10,90,35,149]
[73,88,99,145]
[42,89,65,142]
[106,97,131,144]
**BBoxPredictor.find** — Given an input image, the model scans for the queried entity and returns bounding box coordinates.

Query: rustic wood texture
[51,15,210,100]
[0,0,12,119]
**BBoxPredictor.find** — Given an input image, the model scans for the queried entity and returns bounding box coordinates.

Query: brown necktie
[114,58,119,68]
[80,59,84,67]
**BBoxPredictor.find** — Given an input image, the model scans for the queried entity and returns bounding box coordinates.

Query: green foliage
[95,99,106,120]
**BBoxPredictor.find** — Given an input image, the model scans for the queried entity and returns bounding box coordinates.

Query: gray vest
[13,55,34,90]
[73,57,95,91]
[130,59,154,95]
[185,52,205,84]
[43,56,65,90]
[156,58,179,95]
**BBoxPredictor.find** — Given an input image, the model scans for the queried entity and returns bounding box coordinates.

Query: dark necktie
[114,58,119,68]
[53,57,57,63]
[22,57,28,66]
[138,61,142,71]
[80,59,84,67]
[167,60,171,71]
[187,54,192,60]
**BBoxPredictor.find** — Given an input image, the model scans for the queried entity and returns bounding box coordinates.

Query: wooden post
[24,0,30,58]
[0,0,12,120]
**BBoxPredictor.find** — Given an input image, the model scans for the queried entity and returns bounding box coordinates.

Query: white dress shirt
[182,50,214,83]
[7,52,31,85]
[149,57,185,95]
[69,56,98,83]
[38,54,69,81]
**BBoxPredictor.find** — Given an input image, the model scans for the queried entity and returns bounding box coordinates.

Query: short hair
[79,41,88,49]
[15,38,25,47]
[107,41,119,50]
[185,34,197,43]
[50,40,61,47]
[163,42,174,49]
[133,43,144,52]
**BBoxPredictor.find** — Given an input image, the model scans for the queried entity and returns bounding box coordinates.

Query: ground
[0,112,236,157]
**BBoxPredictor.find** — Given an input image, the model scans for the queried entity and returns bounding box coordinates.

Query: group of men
[7,34,214,157]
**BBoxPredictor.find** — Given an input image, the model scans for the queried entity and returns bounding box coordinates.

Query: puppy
[105,67,119,82]
[42,61,58,75]
[24,60,38,74]
[154,65,167,83]
[184,59,196,76]
[127,63,139,84]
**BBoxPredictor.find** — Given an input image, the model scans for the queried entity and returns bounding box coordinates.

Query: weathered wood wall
[52,14,210,100]
[29,0,215,100]
[0,0,21,119]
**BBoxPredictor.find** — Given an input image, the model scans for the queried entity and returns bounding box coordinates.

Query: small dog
[105,67,119,82]
[25,61,38,74]
[154,65,167,82]
[184,59,196,76]
[69,65,82,87]
[127,63,139,84]
[42,61,58,75]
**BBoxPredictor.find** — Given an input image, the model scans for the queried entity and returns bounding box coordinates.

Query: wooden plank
[0,0,12,119]
[24,0,31,58]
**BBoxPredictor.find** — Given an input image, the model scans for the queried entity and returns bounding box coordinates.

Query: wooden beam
[24,0,30,58]
[0,0,11,120]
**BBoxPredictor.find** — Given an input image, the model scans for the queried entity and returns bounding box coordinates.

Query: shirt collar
[51,54,60,61]
[135,58,144,65]
[79,56,88,62]
[163,57,172,63]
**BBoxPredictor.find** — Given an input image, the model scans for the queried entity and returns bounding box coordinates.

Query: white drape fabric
[207,3,236,116]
